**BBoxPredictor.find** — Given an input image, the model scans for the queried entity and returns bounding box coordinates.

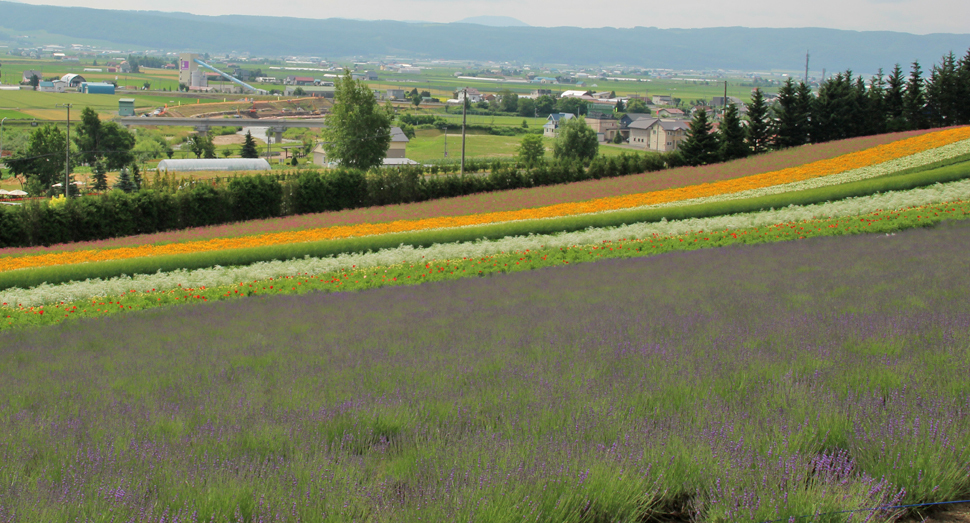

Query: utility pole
[460,87,467,175]
[805,51,810,85]
[443,126,448,158]
[55,104,73,198]
[0,118,6,170]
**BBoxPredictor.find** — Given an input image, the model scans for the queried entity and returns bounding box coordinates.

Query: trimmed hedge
[1,159,967,291]
[0,151,681,249]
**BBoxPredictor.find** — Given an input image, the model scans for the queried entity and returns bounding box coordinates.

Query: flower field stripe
[2,127,968,275]
[4,178,970,309]
[2,158,969,293]
[621,138,970,212]
[0,130,937,260]
[3,199,969,330]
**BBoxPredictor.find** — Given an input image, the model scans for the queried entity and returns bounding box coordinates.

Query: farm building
[155,159,272,172]
[81,82,116,94]
[60,74,86,87]
[118,98,135,116]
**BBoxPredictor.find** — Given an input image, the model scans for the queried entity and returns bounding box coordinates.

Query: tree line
[678,49,970,166]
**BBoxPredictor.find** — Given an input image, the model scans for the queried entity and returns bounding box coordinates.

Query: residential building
[585,111,619,142]
[543,112,575,138]
[560,90,592,98]
[712,96,744,107]
[351,71,378,81]
[21,70,42,83]
[651,95,673,106]
[284,85,335,98]
[457,88,483,103]
[627,118,690,152]
[531,89,553,98]
[658,108,685,118]
[387,88,405,100]
[37,80,67,93]
[313,127,413,166]
[386,127,409,158]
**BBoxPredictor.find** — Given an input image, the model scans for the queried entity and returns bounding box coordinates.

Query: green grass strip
[4,200,969,331]
[1,159,968,292]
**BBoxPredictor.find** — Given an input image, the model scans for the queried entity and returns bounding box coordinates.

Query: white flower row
[5,179,970,308]
[620,138,970,212]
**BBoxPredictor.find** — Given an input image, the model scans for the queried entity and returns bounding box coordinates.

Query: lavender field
[1,222,969,522]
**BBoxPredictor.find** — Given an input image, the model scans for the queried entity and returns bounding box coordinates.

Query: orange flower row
[3,126,969,274]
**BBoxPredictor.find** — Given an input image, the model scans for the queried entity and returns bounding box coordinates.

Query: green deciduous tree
[321,70,393,171]
[240,131,260,158]
[73,107,136,170]
[718,104,748,161]
[625,98,649,114]
[498,89,518,113]
[534,95,556,116]
[745,88,772,154]
[517,97,535,118]
[553,116,598,163]
[5,124,76,195]
[556,97,588,116]
[679,109,719,166]
[187,133,216,159]
[516,134,545,167]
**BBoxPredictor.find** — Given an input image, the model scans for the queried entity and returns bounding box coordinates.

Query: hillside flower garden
[1,127,969,522]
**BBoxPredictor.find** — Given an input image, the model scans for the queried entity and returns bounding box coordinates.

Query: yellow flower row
[3,126,969,274]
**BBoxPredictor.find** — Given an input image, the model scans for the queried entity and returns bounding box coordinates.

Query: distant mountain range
[455,16,530,27]
[2,1,969,72]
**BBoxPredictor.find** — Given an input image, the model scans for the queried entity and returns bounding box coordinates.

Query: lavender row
[0,223,968,521]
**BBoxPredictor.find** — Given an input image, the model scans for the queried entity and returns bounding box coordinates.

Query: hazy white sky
[9,0,970,34]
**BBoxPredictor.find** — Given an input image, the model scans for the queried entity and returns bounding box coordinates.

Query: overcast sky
[9,0,970,35]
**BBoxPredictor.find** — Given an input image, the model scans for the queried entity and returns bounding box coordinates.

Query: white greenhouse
[155,159,272,172]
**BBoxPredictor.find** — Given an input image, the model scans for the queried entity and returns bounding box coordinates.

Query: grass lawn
[407,130,633,162]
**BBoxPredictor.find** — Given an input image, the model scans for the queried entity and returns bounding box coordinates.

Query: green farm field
[405,129,630,162]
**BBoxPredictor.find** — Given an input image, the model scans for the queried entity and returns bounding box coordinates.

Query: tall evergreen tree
[885,64,906,131]
[240,130,260,158]
[958,49,970,125]
[679,109,719,166]
[91,161,108,192]
[718,104,748,161]
[794,81,814,142]
[864,70,887,136]
[904,61,927,130]
[114,167,136,193]
[925,52,959,127]
[744,89,772,154]
[130,163,142,190]
[773,79,809,148]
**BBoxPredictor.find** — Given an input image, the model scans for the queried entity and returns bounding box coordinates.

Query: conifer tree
[240,130,260,159]
[904,61,927,130]
[114,167,136,193]
[744,88,772,154]
[865,70,887,135]
[718,104,748,161]
[91,161,108,192]
[773,79,809,148]
[131,163,142,190]
[885,64,906,131]
[679,109,719,166]
[925,52,959,127]
[958,49,970,125]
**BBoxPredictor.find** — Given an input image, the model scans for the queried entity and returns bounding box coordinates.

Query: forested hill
[2,1,969,71]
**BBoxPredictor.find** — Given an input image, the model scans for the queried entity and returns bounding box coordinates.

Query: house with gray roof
[628,118,690,152]
[543,112,575,138]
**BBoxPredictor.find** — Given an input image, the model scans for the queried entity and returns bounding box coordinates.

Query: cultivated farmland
[1,123,970,522]
[1,222,969,521]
